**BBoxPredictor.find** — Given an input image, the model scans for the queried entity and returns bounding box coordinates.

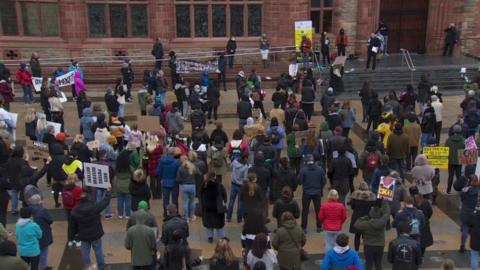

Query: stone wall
[460,0,480,57]
[334,0,358,56]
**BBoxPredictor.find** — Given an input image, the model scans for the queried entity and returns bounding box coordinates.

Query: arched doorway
[379,0,429,53]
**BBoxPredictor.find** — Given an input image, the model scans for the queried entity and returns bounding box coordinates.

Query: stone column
[460,0,480,57]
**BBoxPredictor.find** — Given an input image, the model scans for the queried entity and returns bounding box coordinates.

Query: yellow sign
[423,147,449,169]
[294,21,313,52]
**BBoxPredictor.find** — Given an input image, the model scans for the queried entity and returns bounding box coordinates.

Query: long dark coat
[200,181,227,229]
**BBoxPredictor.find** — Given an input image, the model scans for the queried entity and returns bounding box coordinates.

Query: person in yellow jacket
[62,150,83,181]
[376,112,395,148]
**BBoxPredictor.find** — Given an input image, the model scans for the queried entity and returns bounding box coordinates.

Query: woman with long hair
[209,238,239,270]
[241,210,269,253]
[176,156,199,222]
[272,211,306,270]
[241,173,267,221]
[25,108,37,141]
[48,89,64,132]
[246,233,278,270]
[200,172,227,243]
[300,128,323,165]
[335,28,348,56]
[340,100,356,137]
[115,147,135,218]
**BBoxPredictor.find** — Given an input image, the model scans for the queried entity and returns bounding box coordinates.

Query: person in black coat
[271,87,287,110]
[328,147,353,204]
[217,53,227,91]
[70,136,92,163]
[47,142,68,208]
[459,175,480,253]
[366,33,381,71]
[272,186,300,228]
[226,37,237,68]
[152,37,164,70]
[387,220,422,270]
[301,79,315,121]
[6,146,32,214]
[443,23,458,56]
[210,122,229,146]
[413,193,433,255]
[163,229,192,270]
[320,32,331,65]
[237,94,253,131]
[207,81,221,123]
[104,88,119,115]
[200,173,227,243]
[467,208,480,270]
[348,183,376,251]
[120,60,134,100]
[129,169,151,211]
[0,175,10,226]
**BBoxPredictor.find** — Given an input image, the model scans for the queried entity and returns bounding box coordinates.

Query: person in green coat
[286,132,301,174]
[138,86,150,116]
[116,149,134,218]
[354,201,390,270]
[125,209,157,268]
[271,211,306,270]
[445,125,465,193]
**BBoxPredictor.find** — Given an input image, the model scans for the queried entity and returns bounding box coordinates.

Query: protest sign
[32,77,43,93]
[458,149,477,165]
[137,116,159,132]
[58,91,67,103]
[84,162,110,189]
[423,146,449,169]
[475,158,480,178]
[86,140,100,150]
[294,21,313,52]
[377,176,396,201]
[176,60,218,74]
[55,71,75,87]
[46,121,62,135]
[465,136,477,150]
[26,140,50,159]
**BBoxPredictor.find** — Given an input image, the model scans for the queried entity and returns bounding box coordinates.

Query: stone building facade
[0,0,479,69]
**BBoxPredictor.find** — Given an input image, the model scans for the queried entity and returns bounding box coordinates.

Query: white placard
[371,46,379,53]
[475,158,480,179]
[58,91,67,103]
[46,121,61,135]
[84,162,110,189]
[32,77,43,93]
[55,71,75,87]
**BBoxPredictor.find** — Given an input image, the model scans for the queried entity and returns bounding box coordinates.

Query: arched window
[0,0,60,36]
[175,0,263,38]
[310,0,333,34]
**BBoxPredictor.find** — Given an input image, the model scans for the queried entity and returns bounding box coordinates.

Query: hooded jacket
[411,154,434,195]
[460,186,479,224]
[230,159,250,186]
[30,204,53,249]
[321,246,364,270]
[70,142,92,163]
[445,133,465,165]
[392,207,426,237]
[237,96,253,119]
[15,218,42,257]
[248,157,272,192]
[387,235,422,270]
[156,155,180,188]
[348,189,376,234]
[105,92,119,113]
[297,163,326,195]
[47,143,68,182]
[354,202,390,246]
[271,219,306,270]
[71,192,111,241]
[167,108,184,134]
[125,209,157,266]
[387,127,409,159]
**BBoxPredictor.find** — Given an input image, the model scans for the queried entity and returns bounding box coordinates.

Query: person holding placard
[366,33,381,71]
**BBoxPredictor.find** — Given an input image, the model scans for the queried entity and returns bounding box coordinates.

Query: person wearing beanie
[386,122,409,179]
[15,63,33,104]
[445,125,465,194]
[124,208,156,269]
[127,201,159,236]
[321,233,364,270]
[15,207,42,269]
[29,195,53,270]
[354,201,390,270]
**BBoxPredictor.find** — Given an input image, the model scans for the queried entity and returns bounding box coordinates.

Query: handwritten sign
[84,162,110,189]
[423,146,449,169]
[55,71,75,87]
[137,116,159,132]
[377,176,396,201]
[32,77,43,93]
[26,140,50,159]
[458,149,477,165]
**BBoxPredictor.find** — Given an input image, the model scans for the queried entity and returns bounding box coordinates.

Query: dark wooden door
[380,0,429,53]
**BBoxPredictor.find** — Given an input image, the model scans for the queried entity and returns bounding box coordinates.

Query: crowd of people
[0,34,478,270]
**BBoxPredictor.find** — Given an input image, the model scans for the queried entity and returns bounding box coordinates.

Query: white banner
[32,77,43,93]
[55,71,75,87]
[84,162,110,189]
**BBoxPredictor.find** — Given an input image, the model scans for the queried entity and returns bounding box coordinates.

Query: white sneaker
[75,241,81,248]
[124,216,130,219]
[118,215,123,219]
[68,241,74,247]
[191,216,197,222]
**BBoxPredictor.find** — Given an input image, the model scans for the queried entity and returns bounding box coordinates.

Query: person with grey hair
[443,23,458,56]
[29,194,53,270]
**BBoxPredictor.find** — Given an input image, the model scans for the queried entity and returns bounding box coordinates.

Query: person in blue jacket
[15,207,43,269]
[157,147,181,215]
[29,195,53,270]
[321,233,365,270]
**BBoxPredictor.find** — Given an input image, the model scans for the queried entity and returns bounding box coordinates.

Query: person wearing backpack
[445,125,465,194]
[392,196,425,243]
[227,129,249,163]
[62,174,82,248]
[387,220,422,270]
[420,101,436,147]
[359,140,382,186]
[208,137,229,184]
[266,118,286,162]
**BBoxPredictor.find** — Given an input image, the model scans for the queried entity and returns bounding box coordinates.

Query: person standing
[226,37,237,68]
[124,209,157,270]
[431,95,443,145]
[176,156,199,222]
[336,28,348,56]
[157,147,181,214]
[459,175,480,253]
[318,189,347,251]
[16,63,33,104]
[387,123,409,180]
[152,37,164,69]
[328,148,354,204]
[387,221,422,270]
[200,172,227,243]
[29,195,53,270]
[298,154,326,233]
[420,101,437,147]
[467,206,480,270]
[321,233,364,270]
[271,211,306,270]
[217,53,227,92]
[321,32,331,66]
[300,80,315,121]
[29,52,41,78]
[377,22,389,56]
[208,137,228,184]
[209,239,239,270]
[366,33,381,71]
[349,182,376,251]
[48,90,64,132]
[62,174,82,248]
[443,23,458,56]
[121,60,134,101]
[237,95,253,131]
[403,116,421,170]
[393,196,426,243]
[259,34,270,68]
[411,154,435,200]
[71,183,112,270]
[445,125,464,194]
[300,35,312,65]
[16,207,42,270]
[227,152,250,223]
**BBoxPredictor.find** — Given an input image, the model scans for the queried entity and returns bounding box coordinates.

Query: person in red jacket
[62,174,83,247]
[15,63,33,104]
[146,135,163,199]
[335,28,349,57]
[300,35,312,66]
[318,189,347,251]
[226,129,249,162]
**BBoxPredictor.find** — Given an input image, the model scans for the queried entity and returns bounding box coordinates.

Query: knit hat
[453,124,462,134]
[106,135,117,145]
[20,63,26,69]
[246,117,254,127]
[305,154,314,164]
[28,194,42,205]
[55,132,66,142]
[327,87,333,93]
[138,200,148,210]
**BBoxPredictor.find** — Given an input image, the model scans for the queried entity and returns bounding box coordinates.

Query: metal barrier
[400,48,416,84]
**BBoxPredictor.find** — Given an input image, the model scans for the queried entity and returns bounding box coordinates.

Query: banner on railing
[176,60,218,74]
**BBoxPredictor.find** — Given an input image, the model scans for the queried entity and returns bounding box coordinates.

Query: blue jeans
[180,184,196,219]
[239,119,247,132]
[421,133,434,147]
[117,193,131,217]
[472,250,479,270]
[162,186,179,213]
[118,104,125,117]
[324,230,339,251]
[462,222,469,247]
[81,239,105,270]
[226,183,243,222]
[96,189,111,216]
[156,92,166,106]
[9,189,19,212]
[22,85,33,103]
[207,227,225,239]
[39,246,48,270]
[389,158,405,180]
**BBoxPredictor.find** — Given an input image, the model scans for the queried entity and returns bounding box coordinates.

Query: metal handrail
[400,48,416,71]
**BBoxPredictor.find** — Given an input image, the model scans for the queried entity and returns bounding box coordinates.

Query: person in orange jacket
[335,28,349,57]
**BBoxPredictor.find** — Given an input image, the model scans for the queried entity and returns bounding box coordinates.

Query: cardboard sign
[458,149,477,165]
[86,140,100,150]
[26,140,50,159]
[137,116,159,132]
[377,176,396,201]
[332,56,347,67]
[46,121,62,135]
[84,162,110,189]
[423,146,449,169]
[55,71,75,87]
[32,77,43,93]
[465,136,477,150]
